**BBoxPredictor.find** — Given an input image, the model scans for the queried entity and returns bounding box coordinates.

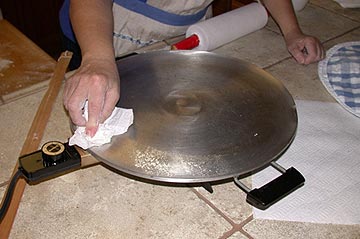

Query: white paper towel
[253,100,360,225]
[69,104,134,149]
[186,3,268,51]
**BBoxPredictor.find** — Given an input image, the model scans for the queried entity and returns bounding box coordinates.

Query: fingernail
[85,125,98,137]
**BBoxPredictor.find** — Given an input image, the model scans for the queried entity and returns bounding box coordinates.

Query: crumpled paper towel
[69,103,134,149]
[253,100,360,225]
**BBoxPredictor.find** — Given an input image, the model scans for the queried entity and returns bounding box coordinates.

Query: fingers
[288,36,325,65]
[63,60,120,138]
[290,46,306,64]
[63,76,87,126]
[101,84,120,123]
[302,39,325,65]
[86,76,107,137]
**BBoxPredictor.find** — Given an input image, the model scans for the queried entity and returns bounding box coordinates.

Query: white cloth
[318,41,360,118]
[69,104,134,149]
[333,0,360,8]
[253,100,360,225]
[112,0,212,57]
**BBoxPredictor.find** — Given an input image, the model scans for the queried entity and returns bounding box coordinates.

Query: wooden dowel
[0,51,73,238]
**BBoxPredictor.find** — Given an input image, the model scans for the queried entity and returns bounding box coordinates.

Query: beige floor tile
[323,28,360,50]
[6,87,232,238]
[310,0,360,22]
[0,90,45,183]
[243,219,360,239]
[213,29,289,68]
[227,231,249,238]
[0,187,4,203]
[193,176,253,224]
[265,58,335,102]
[266,4,359,42]
[10,166,232,239]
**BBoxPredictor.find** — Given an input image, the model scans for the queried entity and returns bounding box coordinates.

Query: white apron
[112,0,213,57]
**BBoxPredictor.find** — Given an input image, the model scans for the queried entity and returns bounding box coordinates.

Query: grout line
[237,215,255,239]
[263,56,293,70]
[0,180,9,188]
[218,214,256,239]
[322,26,360,45]
[219,227,238,239]
[309,3,360,23]
[191,188,257,239]
[190,188,236,226]
[263,25,360,71]
[220,215,255,239]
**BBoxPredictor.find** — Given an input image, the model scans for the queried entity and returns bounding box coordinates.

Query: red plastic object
[171,34,200,50]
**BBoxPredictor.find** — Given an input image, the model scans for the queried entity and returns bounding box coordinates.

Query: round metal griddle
[87,51,297,183]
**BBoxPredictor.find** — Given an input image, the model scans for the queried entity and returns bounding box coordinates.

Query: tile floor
[1,1,360,238]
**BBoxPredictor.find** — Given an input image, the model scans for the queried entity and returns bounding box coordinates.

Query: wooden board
[0,20,56,97]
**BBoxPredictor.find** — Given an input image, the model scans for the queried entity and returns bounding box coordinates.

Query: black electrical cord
[0,170,23,222]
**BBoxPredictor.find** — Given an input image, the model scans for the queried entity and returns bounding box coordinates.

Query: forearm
[70,0,115,61]
[262,0,302,38]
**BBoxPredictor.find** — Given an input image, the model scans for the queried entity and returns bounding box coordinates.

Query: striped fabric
[318,41,360,118]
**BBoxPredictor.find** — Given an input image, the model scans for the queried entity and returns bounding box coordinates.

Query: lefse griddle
[85,51,304,209]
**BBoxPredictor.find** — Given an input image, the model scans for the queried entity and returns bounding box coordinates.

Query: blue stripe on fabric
[328,73,360,79]
[334,90,360,98]
[113,0,210,26]
[328,58,360,65]
[330,81,360,89]
[342,101,360,108]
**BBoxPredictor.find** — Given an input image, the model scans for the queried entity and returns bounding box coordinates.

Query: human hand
[63,57,120,137]
[285,31,325,65]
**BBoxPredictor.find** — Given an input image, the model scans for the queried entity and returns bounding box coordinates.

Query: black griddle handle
[235,165,305,210]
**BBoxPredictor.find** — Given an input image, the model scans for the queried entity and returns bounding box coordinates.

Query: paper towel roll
[186,3,268,51]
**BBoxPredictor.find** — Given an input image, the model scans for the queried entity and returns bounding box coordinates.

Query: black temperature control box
[18,141,81,183]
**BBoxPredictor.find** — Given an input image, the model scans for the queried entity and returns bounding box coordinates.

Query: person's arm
[63,0,120,137]
[262,0,325,64]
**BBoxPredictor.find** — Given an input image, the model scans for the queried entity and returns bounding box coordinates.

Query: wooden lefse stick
[0,51,73,238]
